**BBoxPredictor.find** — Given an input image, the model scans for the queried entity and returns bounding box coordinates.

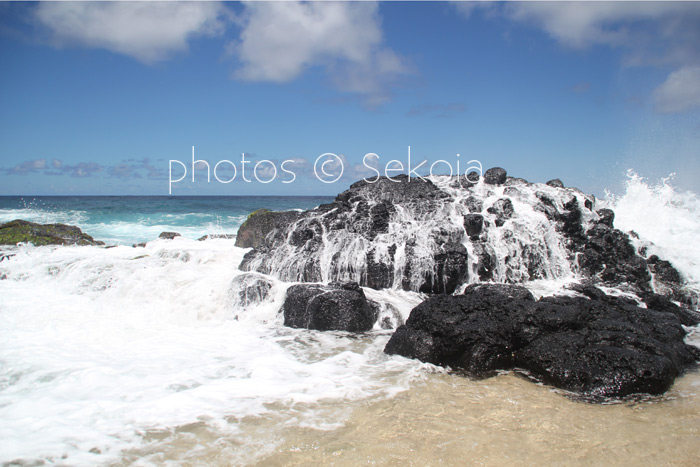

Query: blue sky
[1,1,699,196]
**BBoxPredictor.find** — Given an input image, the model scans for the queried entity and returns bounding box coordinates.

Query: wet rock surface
[228,273,274,309]
[159,231,181,240]
[484,167,507,185]
[282,281,378,332]
[239,175,464,292]
[237,168,688,299]
[385,284,700,399]
[235,209,302,249]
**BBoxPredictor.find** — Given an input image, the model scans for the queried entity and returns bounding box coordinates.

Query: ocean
[1,173,700,465]
[0,196,333,246]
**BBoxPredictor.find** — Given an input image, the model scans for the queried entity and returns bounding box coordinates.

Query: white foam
[0,206,88,227]
[606,171,700,290]
[0,240,428,465]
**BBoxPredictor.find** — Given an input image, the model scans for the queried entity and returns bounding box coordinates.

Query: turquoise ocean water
[0,196,333,245]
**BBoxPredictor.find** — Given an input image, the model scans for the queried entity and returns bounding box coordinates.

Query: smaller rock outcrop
[0,220,104,246]
[546,179,564,188]
[228,273,274,309]
[282,281,378,332]
[159,232,181,240]
[487,198,514,227]
[235,209,302,249]
[483,167,507,185]
[463,214,484,239]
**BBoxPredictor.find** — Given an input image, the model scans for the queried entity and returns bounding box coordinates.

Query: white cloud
[231,1,408,107]
[35,1,226,64]
[654,66,700,114]
[505,2,696,49]
[493,1,700,114]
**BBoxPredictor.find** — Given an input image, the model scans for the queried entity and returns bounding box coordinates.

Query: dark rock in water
[534,191,559,220]
[487,198,514,218]
[642,292,700,326]
[198,234,236,241]
[421,242,468,294]
[505,177,529,186]
[159,232,181,240]
[385,283,699,400]
[366,246,395,290]
[546,179,564,188]
[550,202,650,292]
[645,256,694,305]
[487,198,514,227]
[484,167,507,185]
[237,168,690,299]
[0,219,104,246]
[338,174,450,206]
[283,281,377,332]
[385,284,534,374]
[566,282,609,301]
[368,201,396,238]
[235,209,302,249]
[596,208,615,228]
[239,176,462,291]
[577,222,651,291]
[503,186,523,198]
[464,214,484,238]
[472,243,497,281]
[466,171,480,183]
[377,302,404,330]
[464,196,483,213]
[647,255,682,284]
[228,273,273,309]
[559,197,583,236]
[133,242,147,248]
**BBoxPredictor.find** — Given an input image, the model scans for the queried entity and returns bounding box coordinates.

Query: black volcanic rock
[159,231,181,240]
[237,169,691,299]
[546,179,564,188]
[642,292,700,326]
[239,176,467,292]
[647,255,682,284]
[487,198,514,227]
[464,214,484,238]
[466,171,480,183]
[484,167,507,185]
[0,220,104,246]
[464,196,483,213]
[228,273,273,309]
[596,208,615,228]
[282,281,377,332]
[365,245,396,290]
[577,222,651,291]
[385,283,699,399]
[235,209,302,249]
[420,242,468,294]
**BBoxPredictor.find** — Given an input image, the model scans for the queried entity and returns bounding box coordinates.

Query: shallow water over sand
[112,368,700,466]
[256,370,700,466]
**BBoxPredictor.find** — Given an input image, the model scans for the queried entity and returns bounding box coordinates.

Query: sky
[1,0,699,196]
